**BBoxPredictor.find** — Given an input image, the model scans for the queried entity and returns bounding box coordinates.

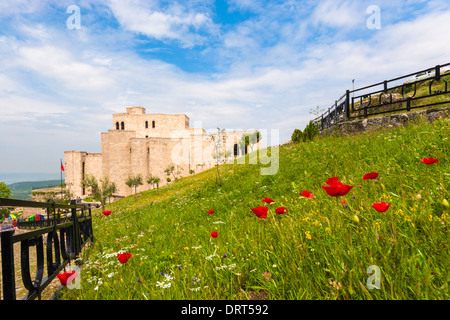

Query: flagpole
[60,159,63,200]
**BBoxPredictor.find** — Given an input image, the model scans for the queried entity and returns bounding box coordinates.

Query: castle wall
[64,151,84,196]
[64,151,102,197]
[65,107,260,198]
[101,130,136,196]
[112,107,189,139]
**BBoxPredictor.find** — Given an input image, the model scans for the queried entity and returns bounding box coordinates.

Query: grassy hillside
[61,116,449,300]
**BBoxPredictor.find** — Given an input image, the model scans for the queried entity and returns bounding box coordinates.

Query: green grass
[60,116,449,300]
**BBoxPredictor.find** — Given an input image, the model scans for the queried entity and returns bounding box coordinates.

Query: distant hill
[7,180,62,200]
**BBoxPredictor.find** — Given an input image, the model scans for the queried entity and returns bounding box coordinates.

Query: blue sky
[1,0,450,181]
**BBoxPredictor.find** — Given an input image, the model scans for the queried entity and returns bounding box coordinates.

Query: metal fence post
[345,90,350,120]
[1,229,16,300]
[71,200,81,256]
[89,205,94,243]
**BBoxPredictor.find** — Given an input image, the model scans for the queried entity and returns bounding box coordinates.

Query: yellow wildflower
[375,221,381,231]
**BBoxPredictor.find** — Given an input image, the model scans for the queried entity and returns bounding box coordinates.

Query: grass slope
[61,117,449,300]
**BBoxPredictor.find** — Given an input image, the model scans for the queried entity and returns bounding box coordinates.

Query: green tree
[248,130,261,152]
[81,175,116,211]
[147,175,161,193]
[164,164,176,180]
[0,182,13,219]
[153,177,161,193]
[238,131,261,155]
[126,174,143,195]
[291,129,303,143]
[43,188,73,205]
[238,135,249,155]
[175,165,183,180]
[310,105,325,117]
[303,120,320,142]
[147,175,155,187]
[211,128,225,185]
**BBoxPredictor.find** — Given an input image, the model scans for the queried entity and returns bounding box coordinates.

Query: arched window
[152,120,155,128]
[145,121,148,128]
[234,144,239,156]
[116,122,119,130]
[121,122,125,130]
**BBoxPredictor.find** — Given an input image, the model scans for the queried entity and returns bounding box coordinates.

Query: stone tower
[65,107,261,197]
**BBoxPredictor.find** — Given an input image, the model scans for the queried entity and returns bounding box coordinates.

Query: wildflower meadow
[59,116,449,300]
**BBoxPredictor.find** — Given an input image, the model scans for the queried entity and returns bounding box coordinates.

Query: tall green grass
[60,116,449,300]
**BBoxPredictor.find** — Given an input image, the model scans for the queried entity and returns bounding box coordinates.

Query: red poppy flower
[275,207,288,215]
[371,202,391,212]
[210,231,218,238]
[261,197,275,204]
[117,252,132,264]
[102,210,112,216]
[420,158,439,165]
[251,206,268,219]
[57,271,77,286]
[299,190,315,198]
[326,177,339,185]
[207,210,214,214]
[322,178,353,197]
[363,172,379,180]
[340,200,346,204]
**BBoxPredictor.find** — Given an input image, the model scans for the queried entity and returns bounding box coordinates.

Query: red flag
[61,160,65,172]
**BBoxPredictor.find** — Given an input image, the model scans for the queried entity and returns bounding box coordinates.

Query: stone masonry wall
[322,106,450,137]
[65,107,261,198]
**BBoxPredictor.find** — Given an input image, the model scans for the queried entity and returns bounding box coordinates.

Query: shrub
[291,129,303,143]
[303,120,320,141]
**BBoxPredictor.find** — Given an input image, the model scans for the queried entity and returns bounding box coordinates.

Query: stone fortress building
[65,106,261,198]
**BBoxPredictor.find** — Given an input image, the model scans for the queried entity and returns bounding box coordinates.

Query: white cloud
[311,0,363,29]
[17,45,115,91]
[0,0,42,16]
[2,0,450,172]
[107,0,217,47]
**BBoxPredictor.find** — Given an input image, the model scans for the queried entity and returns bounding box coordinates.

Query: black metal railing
[0,198,94,300]
[313,63,450,131]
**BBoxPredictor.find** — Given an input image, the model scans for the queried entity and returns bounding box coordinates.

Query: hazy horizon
[0,172,63,185]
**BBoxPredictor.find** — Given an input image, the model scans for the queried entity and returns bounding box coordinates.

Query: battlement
[126,106,146,115]
[112,108,190,137]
